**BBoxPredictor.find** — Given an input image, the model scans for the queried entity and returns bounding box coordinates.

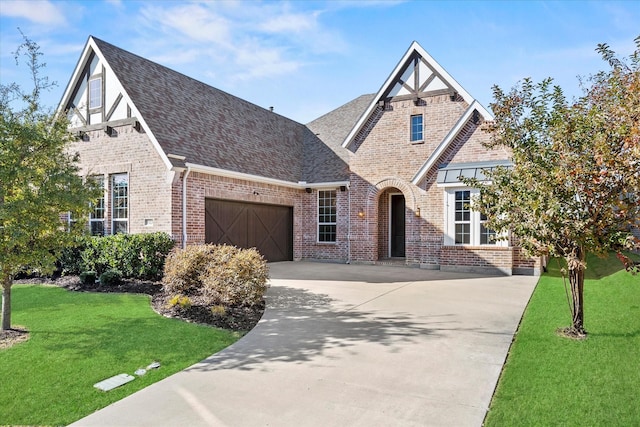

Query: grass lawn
[0,285,242,426]
[485,252,640,426]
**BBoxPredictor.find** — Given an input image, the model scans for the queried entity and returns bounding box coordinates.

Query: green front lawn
[0,285,241,426]
[485,253,640,426]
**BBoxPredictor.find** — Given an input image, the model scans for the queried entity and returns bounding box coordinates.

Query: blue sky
[1,0,638,123]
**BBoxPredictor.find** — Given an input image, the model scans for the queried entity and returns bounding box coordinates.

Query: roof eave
[411,100,489,185]
[184,162,349,190]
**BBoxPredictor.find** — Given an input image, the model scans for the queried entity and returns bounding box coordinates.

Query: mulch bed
[0,326,29,350]
[10,275,266,333]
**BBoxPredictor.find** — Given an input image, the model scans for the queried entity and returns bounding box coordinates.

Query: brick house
[59,36,542,275]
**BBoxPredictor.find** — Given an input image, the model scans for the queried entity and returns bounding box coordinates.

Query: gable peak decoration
[341,41,492,149]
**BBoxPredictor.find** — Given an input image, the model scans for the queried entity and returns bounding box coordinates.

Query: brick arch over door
[365,178,419,262]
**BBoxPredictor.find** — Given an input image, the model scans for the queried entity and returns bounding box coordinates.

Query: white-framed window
[318,190,337,242]
[111,173,128,234]
[89,77,102,109]
[454,190,471,244]
[444,188,504,246]
[89,175,106,236]
[410,114,423,142]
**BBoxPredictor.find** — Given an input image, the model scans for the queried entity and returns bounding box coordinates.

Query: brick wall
[68,98,541,275]
[440,245,514,275]
[68,122,173,236]
[344,94,540,274]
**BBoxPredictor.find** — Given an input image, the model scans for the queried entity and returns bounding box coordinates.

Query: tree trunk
[1,276,11,331]
[567,247,586,337]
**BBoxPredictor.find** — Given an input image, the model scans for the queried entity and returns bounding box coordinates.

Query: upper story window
[111,173,128,234]
[318,190,337,242]
[89,175,105,236]
[410,114,423,142]
[445,189,503,246]
[89,77,102,109]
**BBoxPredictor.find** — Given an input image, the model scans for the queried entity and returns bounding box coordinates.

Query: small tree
[467,37,640,338]
[0,34,99,330]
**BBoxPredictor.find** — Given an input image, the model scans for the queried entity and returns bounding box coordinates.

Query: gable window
[410,114,423,142]
[111,173,128,234]
[318,190,337,242]
[89,175,105,236]
[89,77,102,109]
[445,189,502,246]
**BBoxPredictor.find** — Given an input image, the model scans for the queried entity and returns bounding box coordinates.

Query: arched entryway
[378,187,406,259]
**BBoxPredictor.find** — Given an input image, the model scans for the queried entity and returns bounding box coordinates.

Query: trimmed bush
[163,244,269,308]
[99,269,122,286]
[202,246,269,307]
[79,271,96,285]
[163,245,220,295]
[57,232,175,280]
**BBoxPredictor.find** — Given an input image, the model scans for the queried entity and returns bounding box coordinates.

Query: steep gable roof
[61,36,317,184]
[304,94,375,182]
[341,41,492,150]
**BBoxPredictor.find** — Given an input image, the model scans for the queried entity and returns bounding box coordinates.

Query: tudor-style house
[59,36,543,275]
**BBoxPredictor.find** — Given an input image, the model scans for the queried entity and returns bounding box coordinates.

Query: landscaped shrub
[79,271,96,285]
[210,305,227,317]
[57,237,87,275]
[167,294,192,310]
[99,269,122,286]
[57,232,174,280]
[202,246,269,307]
[163,244,220,295]
[162,244,269,308]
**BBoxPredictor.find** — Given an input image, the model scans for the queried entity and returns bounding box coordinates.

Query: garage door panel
[205,199,293,262]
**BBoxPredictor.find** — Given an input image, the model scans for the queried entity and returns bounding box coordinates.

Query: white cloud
[140,3,232,47]
[131,1,348,84]
[0,0,66,25]
[233,44,304,81]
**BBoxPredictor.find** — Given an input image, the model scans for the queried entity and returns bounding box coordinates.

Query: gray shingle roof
[303,94,374,182]
[94,37,307,183]
[92,37,371,184]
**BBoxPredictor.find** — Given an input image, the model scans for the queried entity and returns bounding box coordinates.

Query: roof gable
[59,36,310,183]
[341,41,492,150]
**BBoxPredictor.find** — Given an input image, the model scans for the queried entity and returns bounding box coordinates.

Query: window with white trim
[111,173,128,234]
[454,190,471,244]
[410,114,423,142]
[89,77,102,109]
[89,175,105,236]
[445,188,503,246]
[318,190,336,242]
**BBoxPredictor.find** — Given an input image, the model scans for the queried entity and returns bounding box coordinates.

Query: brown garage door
[205,199,293,262]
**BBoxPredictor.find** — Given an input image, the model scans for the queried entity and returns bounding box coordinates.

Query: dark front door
[205,199,293,262]
[390,194,406,257]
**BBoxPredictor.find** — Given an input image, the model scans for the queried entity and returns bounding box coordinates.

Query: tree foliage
[466,37,640,337]
[0,34,99,330]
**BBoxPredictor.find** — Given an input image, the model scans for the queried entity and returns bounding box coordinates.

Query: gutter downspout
[182,167,191,249]
[347,184,351,264]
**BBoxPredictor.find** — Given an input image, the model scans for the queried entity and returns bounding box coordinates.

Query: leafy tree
[0,34,99,330]
[466,37,640,338]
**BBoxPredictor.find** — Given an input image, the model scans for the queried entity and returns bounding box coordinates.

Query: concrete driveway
[71,262,537,427]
